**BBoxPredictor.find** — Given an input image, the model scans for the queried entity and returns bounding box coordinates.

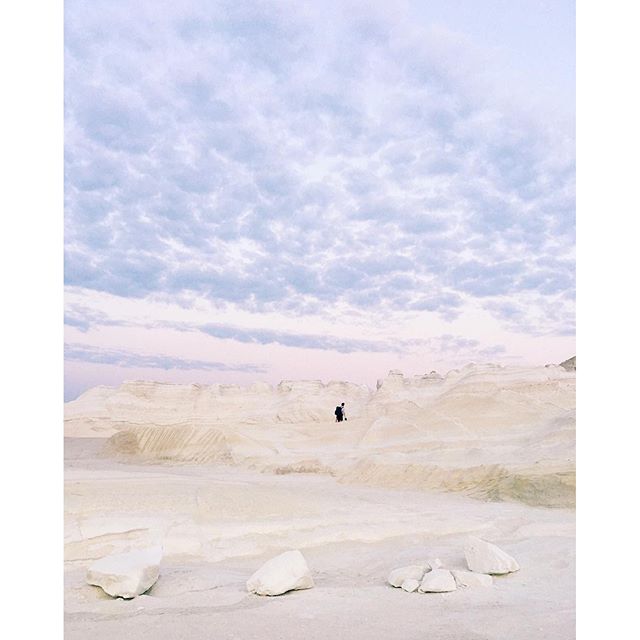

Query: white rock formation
[426,557,442,570]
[451,569,493,587]
[65,364,576,509]
[246,550,314,596]
[401,578,420,592]
[418,569,457,593]
[464,537,520,574]
[387,565,426,587]
[86,546,162,599]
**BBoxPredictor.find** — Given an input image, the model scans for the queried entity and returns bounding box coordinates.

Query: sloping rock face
[86,546,162,598]
[464,537,519,575]
[559,356,576,371]
[102,425,234,464]
[246,550,314,596]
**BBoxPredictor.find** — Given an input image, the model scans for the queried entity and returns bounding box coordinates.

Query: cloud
[199,323,395,353]
[64,299,511,363]
[402,333,508,360]
[64,303,132,332]
[64,0,575,338]
[64,342,266,373]
[483,291,575,337]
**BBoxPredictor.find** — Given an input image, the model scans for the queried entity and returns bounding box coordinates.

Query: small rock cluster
[387,537,519,594]
[85,537,518,600]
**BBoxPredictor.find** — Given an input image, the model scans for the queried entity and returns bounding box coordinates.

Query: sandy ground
[64,438,575,640]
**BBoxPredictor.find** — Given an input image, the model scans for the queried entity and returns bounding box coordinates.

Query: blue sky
[64,0,575,400]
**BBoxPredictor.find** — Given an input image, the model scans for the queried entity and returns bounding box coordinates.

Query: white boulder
[86,546,162,599]
[426,557,442,570]
[464,537,520,575]
[401,578,420,592]
[387,565,426,587]
[418,569,457,593]
[451,569,493,588]
[246,550,314,596]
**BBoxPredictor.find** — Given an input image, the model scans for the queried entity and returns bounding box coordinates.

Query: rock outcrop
[65,364,576,509]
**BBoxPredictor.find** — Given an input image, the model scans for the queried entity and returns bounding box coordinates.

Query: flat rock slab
[464,537,520,575]
[86,546,162,599]
[451,569,493,588]
[418,569,457,593]
[247,550,314,596]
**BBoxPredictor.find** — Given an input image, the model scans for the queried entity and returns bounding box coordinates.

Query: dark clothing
[335,406,343,422]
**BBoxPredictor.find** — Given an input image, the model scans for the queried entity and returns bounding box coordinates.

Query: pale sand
[64,364,575,639]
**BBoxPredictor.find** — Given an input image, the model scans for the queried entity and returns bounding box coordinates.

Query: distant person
[334,402,347,422]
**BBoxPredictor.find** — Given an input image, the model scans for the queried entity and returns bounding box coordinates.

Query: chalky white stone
[86,546,162,599]
[464,537,520,575]
[451,569,493,587]
[246,550,314,596]
[401,578,420,592]
[418,569,457,593]
[65,366,576,511]
[387,565,426,587]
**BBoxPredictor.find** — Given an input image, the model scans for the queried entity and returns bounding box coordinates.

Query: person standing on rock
[334,403,347,422]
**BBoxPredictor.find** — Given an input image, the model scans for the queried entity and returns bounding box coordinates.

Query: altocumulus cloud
[64,0,574,336]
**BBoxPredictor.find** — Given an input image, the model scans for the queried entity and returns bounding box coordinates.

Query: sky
[64,0,575,401]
